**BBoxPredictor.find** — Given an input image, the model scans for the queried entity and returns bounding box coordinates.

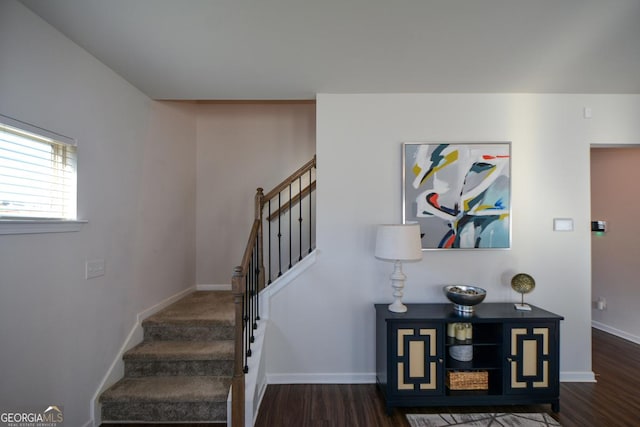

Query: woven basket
[446,371,488,390]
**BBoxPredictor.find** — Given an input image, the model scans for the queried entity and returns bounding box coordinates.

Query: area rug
[406,413,561,427]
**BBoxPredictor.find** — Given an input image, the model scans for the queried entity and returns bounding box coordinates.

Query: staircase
[99,291,235,423]
[100,155,316,426]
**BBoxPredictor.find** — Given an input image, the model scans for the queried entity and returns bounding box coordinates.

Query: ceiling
[20,0,640,100]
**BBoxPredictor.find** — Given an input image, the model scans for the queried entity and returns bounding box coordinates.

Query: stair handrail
[231,155,316,427]
[261,155,317,202]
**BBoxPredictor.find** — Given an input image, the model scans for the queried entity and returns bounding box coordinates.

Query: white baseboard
[560,371,596,382]
[197,283,232,291]
[266,372,376,384]
[266,371,592,384]
[592,321,640,345]
[90,285,196,426]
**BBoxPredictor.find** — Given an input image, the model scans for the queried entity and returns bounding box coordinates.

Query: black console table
[375,303,563,414]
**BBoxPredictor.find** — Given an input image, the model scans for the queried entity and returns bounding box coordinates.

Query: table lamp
[375,223,423,313]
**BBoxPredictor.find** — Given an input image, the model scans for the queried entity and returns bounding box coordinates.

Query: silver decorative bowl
[443,285,487,315]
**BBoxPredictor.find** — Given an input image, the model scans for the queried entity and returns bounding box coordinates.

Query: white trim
[0,219,87,235]
[196,283,232,291]
[226,387,231,427]
[265,371,594,384]
[259,250,318,319]
[264,250,318,299]
[227,318,269,427]
[264,371,596,385]
[266,372,376,384]
[560,371,596,382]
[90,286,196,426]
[592,320,640,345]
[227,320,268,427]
[253,374,268,427]
[0,113,76,146]
[234,251,318,424]
[245,319,267,427]
[267,371,592,384]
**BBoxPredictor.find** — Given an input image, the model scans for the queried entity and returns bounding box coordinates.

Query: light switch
[553,218,574,232]
[86,259,105,279]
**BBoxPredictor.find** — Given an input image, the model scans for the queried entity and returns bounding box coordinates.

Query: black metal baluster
[298,176,303,261]
[309,169,313,253]
[288,183,292,269]
[243,290,248,373]
[268,199,272,285]
[252,238,258,332]
[248,263,251,333]
[246,274,251,356]
[277,192,282,277]
[253,232,264,322]
[253,258,260,329]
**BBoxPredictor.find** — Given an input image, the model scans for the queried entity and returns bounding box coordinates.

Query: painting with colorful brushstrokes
[403,142,511,250]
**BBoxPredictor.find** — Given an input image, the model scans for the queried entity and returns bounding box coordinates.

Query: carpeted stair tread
[100,376,231,403]
[143,291,234,327]
[124,340,234,361]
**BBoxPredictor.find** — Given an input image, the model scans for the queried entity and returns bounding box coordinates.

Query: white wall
[591,147,640,343]
[196,103,316,285]
[267,93,640,382]
[0,2,196,425]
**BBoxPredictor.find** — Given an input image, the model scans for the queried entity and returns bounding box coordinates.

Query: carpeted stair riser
[143,324,235,341]
[100,374,231,423]
[125,359,233,377]
[101,401,226,422]
[122,339,234,377]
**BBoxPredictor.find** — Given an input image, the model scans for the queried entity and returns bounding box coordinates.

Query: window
[0,114,77,221]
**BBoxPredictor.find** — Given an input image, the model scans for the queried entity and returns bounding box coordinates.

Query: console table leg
[552,399,560,413]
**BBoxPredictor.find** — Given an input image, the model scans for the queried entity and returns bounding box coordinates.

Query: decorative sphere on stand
[511,273,535,311]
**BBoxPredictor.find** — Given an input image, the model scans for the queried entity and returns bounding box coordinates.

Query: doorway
[590,145,640,344]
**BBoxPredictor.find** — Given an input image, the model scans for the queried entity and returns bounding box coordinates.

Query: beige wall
[591,147,640,342]
[267,93,640,383]
[0,2,196,425]
[195,103,316,285]
[0,6,316,421]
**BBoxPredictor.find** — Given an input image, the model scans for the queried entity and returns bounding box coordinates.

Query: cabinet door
[391,323,444,396]
[504,323,559,395]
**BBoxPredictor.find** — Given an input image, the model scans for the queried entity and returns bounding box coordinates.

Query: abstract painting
[403,142,511,249]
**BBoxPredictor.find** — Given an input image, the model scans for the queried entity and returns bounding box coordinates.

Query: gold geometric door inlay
[396,327,438,392]
[409,340,425,378]
[510,326,550,389]
[523,339,537,376]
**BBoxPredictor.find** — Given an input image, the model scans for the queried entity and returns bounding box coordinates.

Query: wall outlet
[596,297,607,311]
[86,259,105,279]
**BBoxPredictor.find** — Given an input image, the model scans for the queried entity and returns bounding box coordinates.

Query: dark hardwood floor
[254,328,640,427]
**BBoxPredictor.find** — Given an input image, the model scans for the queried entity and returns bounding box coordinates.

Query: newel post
[231,266,245,427]
[255,188,266,291]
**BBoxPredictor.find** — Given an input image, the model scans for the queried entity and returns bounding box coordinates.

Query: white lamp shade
[375,224,423,262]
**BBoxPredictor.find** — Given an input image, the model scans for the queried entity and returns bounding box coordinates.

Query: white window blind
[0,114,77,220]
